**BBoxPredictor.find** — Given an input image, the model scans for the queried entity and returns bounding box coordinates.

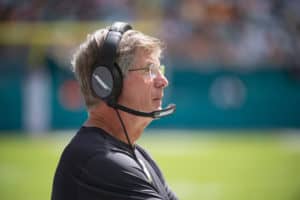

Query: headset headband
[99,22,132,67]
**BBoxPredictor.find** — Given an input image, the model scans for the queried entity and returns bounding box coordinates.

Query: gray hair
[71,27,164,109]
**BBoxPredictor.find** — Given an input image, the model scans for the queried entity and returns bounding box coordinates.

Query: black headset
[90,22,176,119]
[91,22,132,106]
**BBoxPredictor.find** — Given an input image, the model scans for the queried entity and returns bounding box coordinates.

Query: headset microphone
[112,103,176,119]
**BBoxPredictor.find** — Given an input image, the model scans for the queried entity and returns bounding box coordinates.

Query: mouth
[152,97,163,108]
[152,97,162,101]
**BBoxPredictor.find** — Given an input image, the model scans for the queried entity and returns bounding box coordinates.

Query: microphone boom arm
[112,103,176,119]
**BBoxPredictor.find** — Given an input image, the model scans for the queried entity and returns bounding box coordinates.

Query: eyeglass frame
[128,63,165,79]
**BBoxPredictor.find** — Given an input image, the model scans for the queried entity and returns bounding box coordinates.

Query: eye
[144,66,151,73]
[141,64,153,75]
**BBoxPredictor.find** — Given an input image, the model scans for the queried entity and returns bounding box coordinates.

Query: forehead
[133,48,161,66]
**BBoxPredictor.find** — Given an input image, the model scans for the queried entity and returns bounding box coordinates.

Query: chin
[152,101,162,110]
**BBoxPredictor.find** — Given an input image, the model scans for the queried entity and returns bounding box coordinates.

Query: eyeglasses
[128,63,165,79]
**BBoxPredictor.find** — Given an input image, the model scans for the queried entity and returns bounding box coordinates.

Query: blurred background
[0,0,300,200]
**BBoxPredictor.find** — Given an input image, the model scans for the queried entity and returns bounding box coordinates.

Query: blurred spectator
[0,0,299,70]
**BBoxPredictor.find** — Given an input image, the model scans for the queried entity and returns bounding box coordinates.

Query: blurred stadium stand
[0,0,300,131]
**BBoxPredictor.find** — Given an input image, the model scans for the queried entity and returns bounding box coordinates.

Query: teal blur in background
[1,62,299,130]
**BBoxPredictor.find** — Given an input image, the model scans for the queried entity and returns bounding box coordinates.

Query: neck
[84,103,151,145]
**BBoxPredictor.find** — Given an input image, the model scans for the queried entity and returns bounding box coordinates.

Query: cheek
[137,80,152,99]
[133,80,153,106]
[121,77,152,103]
[143,80,153,96]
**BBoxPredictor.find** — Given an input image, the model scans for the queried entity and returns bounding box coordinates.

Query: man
[51,22,178,200]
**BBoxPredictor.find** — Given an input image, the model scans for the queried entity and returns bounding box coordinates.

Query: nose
[154,72,168,88]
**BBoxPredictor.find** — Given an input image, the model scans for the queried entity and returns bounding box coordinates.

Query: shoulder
[79,149,163,199]
[82,149,142,183]
[60,127,107,162]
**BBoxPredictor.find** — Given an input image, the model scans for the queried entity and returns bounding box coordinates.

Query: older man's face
[118,49,169,115]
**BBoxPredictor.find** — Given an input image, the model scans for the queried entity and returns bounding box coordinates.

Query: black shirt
[51,126,178,200]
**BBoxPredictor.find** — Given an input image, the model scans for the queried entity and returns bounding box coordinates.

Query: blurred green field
[0,130,300,200]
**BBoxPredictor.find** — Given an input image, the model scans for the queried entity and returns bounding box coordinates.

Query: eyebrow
[145,61,160,67]
[136,62,154,69]
[145,57,159,64]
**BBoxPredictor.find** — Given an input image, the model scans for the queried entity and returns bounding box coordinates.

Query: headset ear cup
[91,64,123,105]
[91,66,114,100]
